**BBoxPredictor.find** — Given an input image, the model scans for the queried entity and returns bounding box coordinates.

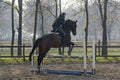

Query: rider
[51,13,66,43]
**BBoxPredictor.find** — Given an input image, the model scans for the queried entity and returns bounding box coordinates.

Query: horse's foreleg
[58,47,62,55]
[70,42,74,52]
[68,42,74,56]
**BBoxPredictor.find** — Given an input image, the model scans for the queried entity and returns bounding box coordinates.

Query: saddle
[51,29,58,32]
[51,30,66,44]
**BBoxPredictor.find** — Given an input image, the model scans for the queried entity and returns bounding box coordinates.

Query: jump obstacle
[31,41,96,75]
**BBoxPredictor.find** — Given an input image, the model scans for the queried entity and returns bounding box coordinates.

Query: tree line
[0,0,120,57]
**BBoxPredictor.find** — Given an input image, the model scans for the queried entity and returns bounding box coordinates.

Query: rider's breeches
[53,26,66,38]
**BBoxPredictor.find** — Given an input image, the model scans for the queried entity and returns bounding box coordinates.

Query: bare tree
[11,0,15,57]
[18,0,23,57]
[54,0,63,55]
[54,0,61,17]
[107,1,118,43]
[39,0,44,36]
[97,0,108,56]
[84,0,89,56]
[59,0,61,14]
[33,0,39,43]
[55,0,58,17]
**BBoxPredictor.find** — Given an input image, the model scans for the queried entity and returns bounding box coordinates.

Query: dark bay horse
[29,19,77,69]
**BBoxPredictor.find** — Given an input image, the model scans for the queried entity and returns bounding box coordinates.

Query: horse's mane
[64,19,75,29]
[65,19,75,25]
[65,19,73,23]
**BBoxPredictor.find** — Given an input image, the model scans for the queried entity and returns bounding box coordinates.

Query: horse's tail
[29,38,41,62]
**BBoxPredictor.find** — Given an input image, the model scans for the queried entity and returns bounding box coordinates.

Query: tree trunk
[55,0,61,55]
[102,0,108,56]
[33,0,39,43]
[97,0,108,56]
[11,0,15,57]
[55,0,58,17]
[39,0,44,36]
[18,0,22,57]
[84,0,89,56]
[59,0,61,14]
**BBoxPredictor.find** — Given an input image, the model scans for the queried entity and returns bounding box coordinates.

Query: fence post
[83,41,87,74]
[23,44,25,61]
[92,41,96,75]
[95,44,97,61]
[98,40,101,56]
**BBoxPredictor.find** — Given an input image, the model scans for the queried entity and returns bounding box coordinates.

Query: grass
[0,56,120,64]
[0,58,26,63]
[96,57,120,62]
[0,46,120,63]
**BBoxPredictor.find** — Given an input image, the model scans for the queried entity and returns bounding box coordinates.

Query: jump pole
[83,41,87,74]
[92,40,96,75]
[31,54,35,72]
[83,40,96,75]
[31,41,96,75]
[43,41,96,75]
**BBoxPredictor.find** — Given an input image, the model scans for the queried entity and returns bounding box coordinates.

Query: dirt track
[0,61,120,80]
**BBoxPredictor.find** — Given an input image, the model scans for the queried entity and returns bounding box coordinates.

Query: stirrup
[51,30,55,32]
[51,30,57,32]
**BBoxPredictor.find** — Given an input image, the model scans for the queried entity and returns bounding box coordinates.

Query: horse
[29,19,77,70]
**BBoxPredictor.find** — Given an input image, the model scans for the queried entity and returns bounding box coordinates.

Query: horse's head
[64,19,77,35]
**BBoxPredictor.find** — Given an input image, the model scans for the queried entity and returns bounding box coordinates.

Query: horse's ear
[75,20,77,23]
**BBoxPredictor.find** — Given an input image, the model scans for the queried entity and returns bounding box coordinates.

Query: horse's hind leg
[37,48,50,72]
[68,46,72,56]
[37,53,46,72]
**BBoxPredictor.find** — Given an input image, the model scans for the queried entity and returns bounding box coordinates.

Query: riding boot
[61,35,66,45]
[51,29,56,32]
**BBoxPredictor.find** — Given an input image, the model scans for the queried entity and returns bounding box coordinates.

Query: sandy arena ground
[0,61,120,80]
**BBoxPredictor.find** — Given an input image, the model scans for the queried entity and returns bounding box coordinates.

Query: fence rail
[0,45,120,61]
[0,46,31,48]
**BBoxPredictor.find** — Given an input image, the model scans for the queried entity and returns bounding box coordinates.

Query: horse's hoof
[68,51,71,56]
